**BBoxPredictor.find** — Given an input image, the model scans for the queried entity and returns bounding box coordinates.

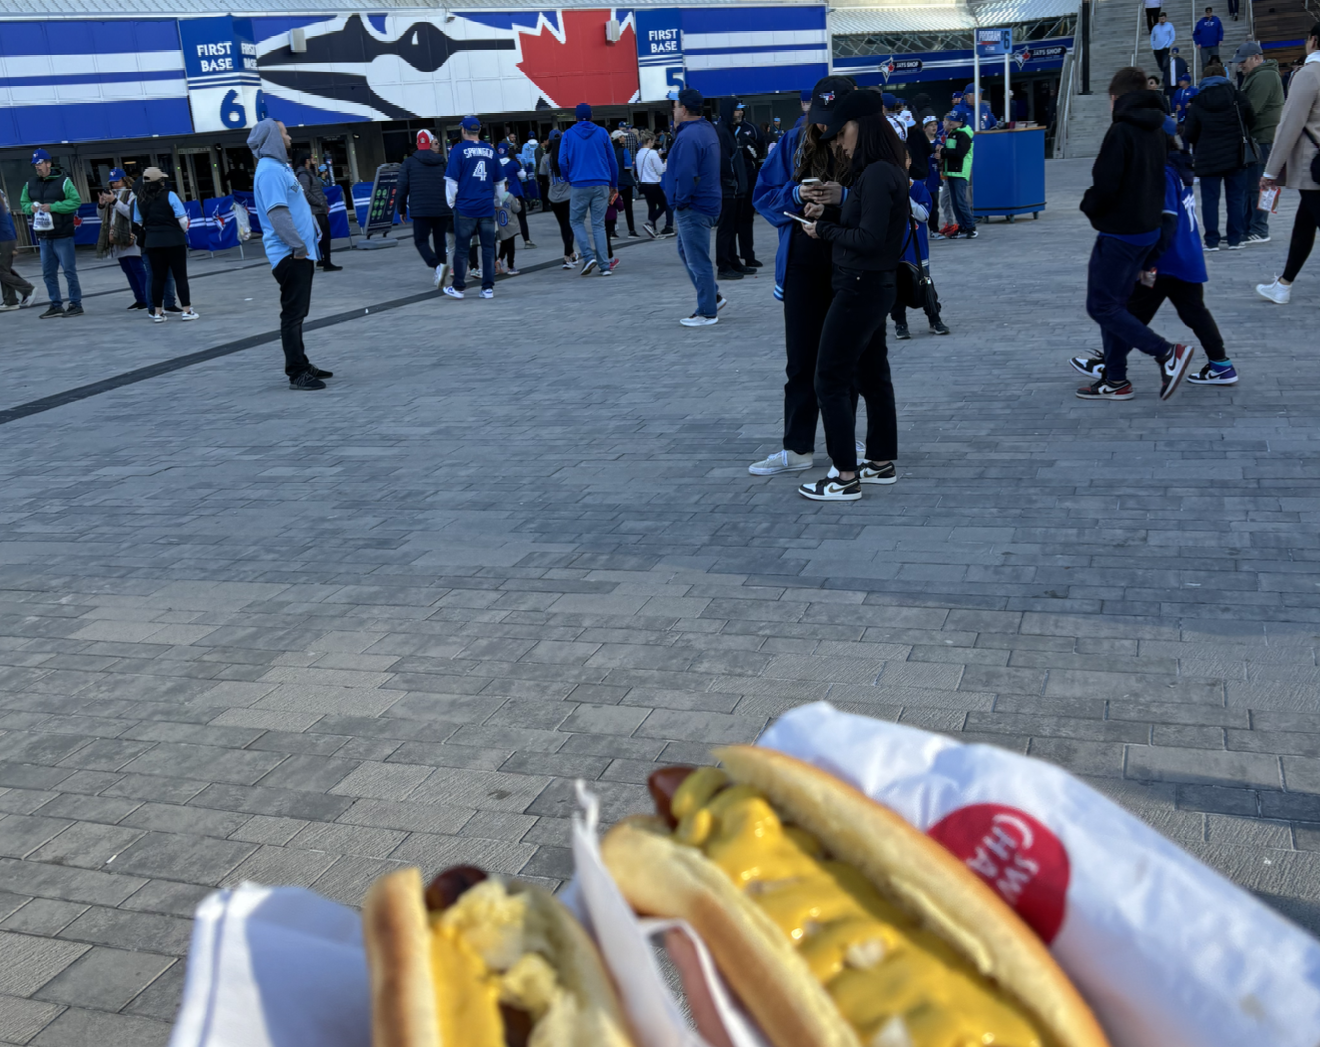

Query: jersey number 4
[472,160,487,182]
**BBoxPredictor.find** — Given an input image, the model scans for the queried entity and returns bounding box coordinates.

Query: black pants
[717,193,740,271]
[498,235,516,267]
[273,255,314,377]
[816,267,898,472]
[412,215,449,268]
[146,244,190,310]
[314,213,333,267]
[737,191,759,264]
[516,206,531,244]
[1153,48,1170,78]
[782,231,835,454]
[1283,189,1320,283]
[618,185,636,234]
[1127,276,1226,360]
[891,270,943,327]
[1146,7,1162,30]
[641,184,672,231]
[550,198,575,257]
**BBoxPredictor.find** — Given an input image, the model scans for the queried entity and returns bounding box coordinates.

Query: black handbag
[1305,128,1320,184]
[896,217,931,310]
[1234,97,1263,168]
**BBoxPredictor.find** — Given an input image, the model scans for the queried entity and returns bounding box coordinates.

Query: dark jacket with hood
[814,159,908,272]
[1183,76,1255,175]
[1080,90,1168,235]
[715,98,747,196]
[397,148,451,217]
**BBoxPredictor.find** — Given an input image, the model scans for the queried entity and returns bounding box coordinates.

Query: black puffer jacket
[1183,78,1255,176]
[1080,90,1168,235]
[396,148,451,218]
[814,159,908,272]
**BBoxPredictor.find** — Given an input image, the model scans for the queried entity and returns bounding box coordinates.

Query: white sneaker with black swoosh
[798,472,862,501]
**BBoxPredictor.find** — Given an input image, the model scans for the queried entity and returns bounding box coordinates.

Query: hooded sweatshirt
[714,98,747,195]
[1240,59,1285,143]
[248,118,320,267]
[1080,90,1168,236]
[558,120,618,187]
[1183,76,1255,175]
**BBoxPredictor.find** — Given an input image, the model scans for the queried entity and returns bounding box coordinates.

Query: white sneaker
[1256,277,1290,305]
[480,288,494,299]
[679,313,717,327]
[749,450,813,475]
[443,286,464,299]
[434,263,447,288]
[19,291,35,308]
[0,303,18,312]
[179,309,200,321]
[150,312,166,323]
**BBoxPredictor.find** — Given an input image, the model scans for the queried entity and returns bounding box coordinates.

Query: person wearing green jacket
[19,149,83,317]
[1235,41,1285,241]
[939,111,977,238]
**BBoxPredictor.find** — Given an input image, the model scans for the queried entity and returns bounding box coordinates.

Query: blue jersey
[445,140,501,217]
[1154,165,1206,284]
[1172,86,1198,119]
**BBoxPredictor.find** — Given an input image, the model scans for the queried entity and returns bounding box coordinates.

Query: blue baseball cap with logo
[460,115,481,131]
[108,167,127,182]
[31,148,51,164]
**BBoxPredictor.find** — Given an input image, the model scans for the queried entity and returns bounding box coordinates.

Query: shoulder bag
[1234,96,1263,168]
[895,217,931,311]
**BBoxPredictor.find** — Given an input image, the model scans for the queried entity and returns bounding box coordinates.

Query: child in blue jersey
[1172,73,1198,124]
[890,173,950,338]
[1071,125,1236,385]
[444,116,505,298]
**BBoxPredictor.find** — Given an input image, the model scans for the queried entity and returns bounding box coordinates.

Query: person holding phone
[796,92,908,501]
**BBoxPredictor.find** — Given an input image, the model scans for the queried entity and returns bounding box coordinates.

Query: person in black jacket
[1078,67,1194,400]
[1183,62,1255,249]
[396,129,453,289]
[610,131,638,237]
[295,152,341,272]
[799,96,909,501]
[732,104,764,267]
[714,97,749,279]
[132,167,198,323]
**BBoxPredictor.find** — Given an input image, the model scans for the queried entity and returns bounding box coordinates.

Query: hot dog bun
[601,745,1110,1047]
[362,866,636,1047]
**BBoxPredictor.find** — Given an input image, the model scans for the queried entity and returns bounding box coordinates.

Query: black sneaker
[319,263,344,272]
[716,294,727,311]
[128,302,148,311]
[306,363,334,379]
[1076,378,1134,400]
[859,461,897,485]
[930,320,951,335]
[894,323,910,340]
[290,371,327,391]
[164,305,184,314]
[1069,352,1106,379]
[717,269,744,280]
[39,304,64,319]
[1158,344,1195,401]
[961,230,979,239]
[798,472,862,501]
[743,259,764,268]
[580,259,598,276]
[63,304,84,317]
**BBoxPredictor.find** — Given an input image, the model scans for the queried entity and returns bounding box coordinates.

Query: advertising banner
[179,16,266,133]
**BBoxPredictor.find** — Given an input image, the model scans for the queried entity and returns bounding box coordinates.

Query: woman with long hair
[635,131,672,237]
[133,167,198,323]
[797,101,910,501]
[547,131,578,269]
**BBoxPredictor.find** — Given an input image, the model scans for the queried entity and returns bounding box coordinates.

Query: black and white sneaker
[1187,362,1238,385]
[581,259,598,276]
[960,230,979,239]
[894,323,910,340]
[290,371,327,390]
[1158,343,1195,400]
[930,320,950,335]
[39,304,64,319]
[306,363,334,379]
[858,460,897,485]
[1076,378,1134,400]
[641,222,657,239]
[1069,352,1106,379]
[716,294,727,311]
[798,472,862,501]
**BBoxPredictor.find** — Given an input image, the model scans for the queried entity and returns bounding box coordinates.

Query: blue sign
[976,28,1013,58]
[178,16,264,132]
[836,38,1071,87]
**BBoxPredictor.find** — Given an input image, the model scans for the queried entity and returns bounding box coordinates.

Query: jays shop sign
[179,16,266,132]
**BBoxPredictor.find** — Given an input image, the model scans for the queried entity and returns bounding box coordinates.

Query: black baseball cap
[806,75,857,126]
[820,88,886,139]
[676,87,704,111]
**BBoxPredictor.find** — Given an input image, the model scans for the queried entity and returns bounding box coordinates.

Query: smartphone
[783,211,813,225]
[799,178,823,186]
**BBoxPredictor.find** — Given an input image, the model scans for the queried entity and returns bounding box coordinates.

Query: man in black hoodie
[714,97,749,279]
[396,129,453,289]
[1078,67,1195,401]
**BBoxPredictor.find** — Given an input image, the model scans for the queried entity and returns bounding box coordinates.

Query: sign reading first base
[179,16,265,132]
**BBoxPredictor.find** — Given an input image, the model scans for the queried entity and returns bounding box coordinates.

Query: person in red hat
[396,128,454,289]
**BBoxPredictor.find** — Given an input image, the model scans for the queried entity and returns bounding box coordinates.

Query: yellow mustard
[670,767,1046,1047]
[428,919,503,1047]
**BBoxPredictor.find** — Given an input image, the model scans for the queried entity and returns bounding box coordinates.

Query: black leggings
[641,183,669,228]
[782,231,835,454]
[147,244,190,309]
[1128,275,1226,360]
[1283,189,1320,283]
[498,236,516,267]
[891,268,943,327]
[551,198,574,257]
[815,267,898,472]
[618,185,636,233]
[516,206,531,244]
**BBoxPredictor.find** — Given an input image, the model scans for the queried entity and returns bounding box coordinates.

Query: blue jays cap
[963,82,977,94]
[460,115,481,131]
[108,167,127,182]
[945,110,965,123]
[31,148,51,164]
[881,92,898,107]
[806,75,856,126]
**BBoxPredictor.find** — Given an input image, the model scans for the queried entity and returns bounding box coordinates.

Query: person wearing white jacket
[635,132,673,238]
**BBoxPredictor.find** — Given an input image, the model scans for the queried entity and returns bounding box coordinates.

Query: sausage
[647,766,696,828]
[499,1004,534,1047]
[424,865,488,912]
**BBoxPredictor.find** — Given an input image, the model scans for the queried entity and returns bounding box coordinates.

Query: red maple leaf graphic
[517,9,639,108]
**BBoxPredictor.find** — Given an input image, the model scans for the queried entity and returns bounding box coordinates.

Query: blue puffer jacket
[396,148,451,217]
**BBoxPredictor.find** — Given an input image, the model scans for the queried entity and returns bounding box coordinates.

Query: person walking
[1255,21,1320,304]
[797,98,910,501]
[636,131,672,238]
[496,140,532,255]
[397,128,452,289]
[940,111,978,238]
[609,130,639,238]
[133,168,199,324]
[0,188,36,311]
[96,169,148,310]
[20,149,83,318]
[664,87,724,326]
[444,115,505,298]
[559,103,617,277]
[732,102,764,267]
[714,97,750,279]
[295,151,341,272]
[249,118,333,390]
[1184,62,1256,250]
[1194,8,1224,66]
[1078,67,1194,401]
[1146,0,1164,33]
[1151,13,1177,81]
[546,131,578,268]
[1235,42,1285,243]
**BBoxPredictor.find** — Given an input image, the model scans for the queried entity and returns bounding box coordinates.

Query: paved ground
[0,159,1316,1045]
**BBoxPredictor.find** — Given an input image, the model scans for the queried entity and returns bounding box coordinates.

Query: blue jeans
[1243,140,1271,238]
[947,177,975,232]
[141,251,177,308]
[569,185,610,266]
[674,208,718,318]
[1087,234,1170,383]
[1200,167,1249,247]
[38,236,81,306]
[453,214,495,292]
[119,256,147,305]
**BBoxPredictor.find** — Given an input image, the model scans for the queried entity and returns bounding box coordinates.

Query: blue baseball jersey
[1155,166,1206,284]
[445,141,501,217]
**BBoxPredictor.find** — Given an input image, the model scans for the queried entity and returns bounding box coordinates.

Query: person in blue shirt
[444,115,505,299]
[248,117,333,390]
[954,84,998,130]
[1193,7,1224,63]
[496,140,534,249]
[1150,13,1177,76]
[1172,72,1198,123]
[663,87,723,325]
[558,102,618,276]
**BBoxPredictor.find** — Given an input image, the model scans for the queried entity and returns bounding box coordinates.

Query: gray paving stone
[105,834,255,888]
[29,1006,169,1047]
[0,933,88,996]
[0,994,64,1045]
[0,901,87,937]
[34,947,174,1011]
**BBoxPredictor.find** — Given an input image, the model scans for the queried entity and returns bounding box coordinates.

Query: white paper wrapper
[760,701,1320,1047]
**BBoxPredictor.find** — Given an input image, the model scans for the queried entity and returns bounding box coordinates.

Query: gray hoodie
[247,119,289,164]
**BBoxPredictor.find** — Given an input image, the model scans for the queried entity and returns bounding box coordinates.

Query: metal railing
[1134,0,1144,66]
[1055,50,1078,156]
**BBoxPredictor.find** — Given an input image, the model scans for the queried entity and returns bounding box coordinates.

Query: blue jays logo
[880,59,896,83]
[1014,48,1031,69]
[819,91,835,104]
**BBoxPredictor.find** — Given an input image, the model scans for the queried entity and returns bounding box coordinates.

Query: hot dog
[602,747,1111,1047]
[361,865,636,1047]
